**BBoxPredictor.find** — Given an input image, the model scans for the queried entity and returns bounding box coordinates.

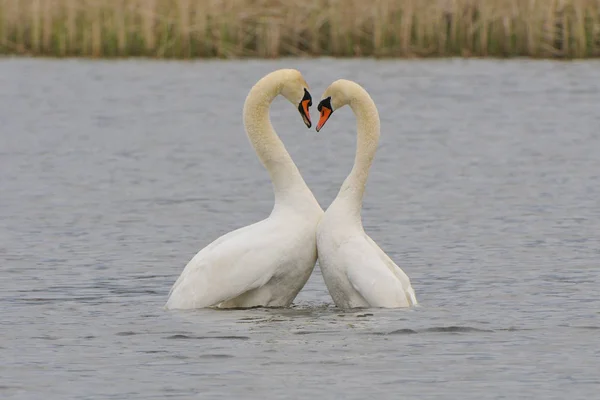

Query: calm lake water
[1,58,599,399]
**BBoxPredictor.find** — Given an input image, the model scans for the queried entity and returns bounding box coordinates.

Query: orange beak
[316,106,332,132]
[300,99,311,128]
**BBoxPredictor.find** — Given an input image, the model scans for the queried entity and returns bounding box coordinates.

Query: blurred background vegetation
[1,0,599,58]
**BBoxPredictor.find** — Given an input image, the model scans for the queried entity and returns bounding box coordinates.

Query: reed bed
[1,0,600,58]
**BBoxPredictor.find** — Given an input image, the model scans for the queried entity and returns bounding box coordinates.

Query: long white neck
[242,76,318,213]
[332,86,380,223]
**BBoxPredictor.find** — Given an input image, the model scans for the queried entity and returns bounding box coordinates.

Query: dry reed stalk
[30,0,40,52]
[592,0,600,56]
[42,0,51,51]
[1,0,600,58]
[91,2,101,56]
[114,0,127,55]
[400,0,414,55]
[141,0,155,53]
[66,0,75,54]
[519,0,531,56]
[477,0,491,56]
[0,0,5,49]
[191,0,206,56]
[176,0,190,57]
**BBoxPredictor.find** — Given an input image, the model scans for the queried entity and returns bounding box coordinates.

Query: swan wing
[165,218,287,309]
[343,236,412,308]
[364,234,417,305]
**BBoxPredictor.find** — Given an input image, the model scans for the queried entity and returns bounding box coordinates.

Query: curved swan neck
[242,74,316,211]
[335,86,381,219]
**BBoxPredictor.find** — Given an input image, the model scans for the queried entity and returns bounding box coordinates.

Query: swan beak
[316,106,332,132]
[299,99,312,128]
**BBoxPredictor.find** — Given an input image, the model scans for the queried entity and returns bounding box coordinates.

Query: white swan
[165,69,323,310]
[314,79,417,309]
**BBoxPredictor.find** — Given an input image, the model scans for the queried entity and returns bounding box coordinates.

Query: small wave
[116,331,138,336]
[216,305,272,311]
[31,335,59,340]
[387,329,418,335]
[198,354,235,359]
[164,334,249,340]
[20,296,101,303]
[425,326,493,333]
[497,327,530,332]
[293,330,338,335]
[133,274,171,280]
[373,326,494,335]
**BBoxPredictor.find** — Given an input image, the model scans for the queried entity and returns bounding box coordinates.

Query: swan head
[315,79,355,132]
[278,69,313,129]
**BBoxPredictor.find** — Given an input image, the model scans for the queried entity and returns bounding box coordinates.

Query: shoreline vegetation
[1,0,600,59]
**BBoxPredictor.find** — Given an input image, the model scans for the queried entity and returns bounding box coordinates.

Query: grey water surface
[1,58,599,399]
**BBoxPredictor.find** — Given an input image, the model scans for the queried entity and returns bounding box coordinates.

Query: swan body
[166,69,323,310]
[314,79,417,309]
